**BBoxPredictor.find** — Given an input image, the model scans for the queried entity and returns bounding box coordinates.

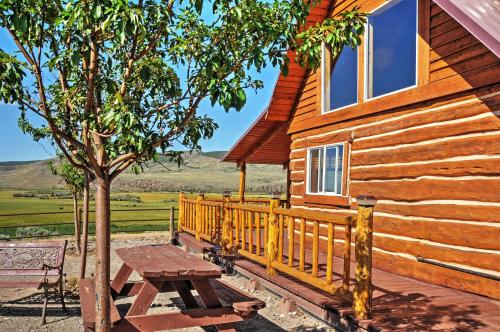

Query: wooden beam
[239,162,246,204]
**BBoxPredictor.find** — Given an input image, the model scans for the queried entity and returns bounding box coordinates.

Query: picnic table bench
[79,244,265,331]
[0,241,67,324]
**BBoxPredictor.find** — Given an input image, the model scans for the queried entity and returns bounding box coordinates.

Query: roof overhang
[433,0,500,58]
[223,0,332,165]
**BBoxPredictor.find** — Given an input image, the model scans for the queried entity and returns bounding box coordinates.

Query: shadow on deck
[179,232,500,332]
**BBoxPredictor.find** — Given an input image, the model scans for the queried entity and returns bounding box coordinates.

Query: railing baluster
[343,225,352,292]
[278,214,284,263]
[263,213,269,257]
[235,208,240,246]
[248,211,253,254]
[256,212,261,256]
[241,210,246,251]
[299,218,305,272]
[312,221,319,277]
[326,223,335,284]
[288,216,294,268]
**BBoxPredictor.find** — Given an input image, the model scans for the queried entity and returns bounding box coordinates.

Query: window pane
[325,146,338,193]
[318,148,324,192]
[367,0,417,98]
[336,145,344,194]
[309,149,320,193]
[330,47,358,110]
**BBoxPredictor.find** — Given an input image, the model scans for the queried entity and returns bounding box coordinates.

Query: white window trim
[321,43,359,114]
[306,142,345,196]
[363,0,419,101]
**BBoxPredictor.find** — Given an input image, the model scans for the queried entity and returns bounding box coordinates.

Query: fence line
[0,208,178,240]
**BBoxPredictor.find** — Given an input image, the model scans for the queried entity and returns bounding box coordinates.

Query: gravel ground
[0,233,335,332]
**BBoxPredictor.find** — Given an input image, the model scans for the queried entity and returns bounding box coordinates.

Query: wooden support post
[266,195,280,276]
[169,206,175,244]
[239,162,246,204]
[195,193,204,241]
[285,162,291,208]
[178,192,185,231]
[353,195,376,320]
[221,193,232,255]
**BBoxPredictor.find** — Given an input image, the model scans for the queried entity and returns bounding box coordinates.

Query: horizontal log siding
[288,84,500,298]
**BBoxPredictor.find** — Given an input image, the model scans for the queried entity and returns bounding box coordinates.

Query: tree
[49,157,85,255]
[0,0,365,329]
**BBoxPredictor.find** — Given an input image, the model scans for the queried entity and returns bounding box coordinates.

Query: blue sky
[0,28,279,162]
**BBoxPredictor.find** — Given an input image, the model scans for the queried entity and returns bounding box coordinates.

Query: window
[365,0,417,99]
[325,46,358,112]
[307,144,344,195]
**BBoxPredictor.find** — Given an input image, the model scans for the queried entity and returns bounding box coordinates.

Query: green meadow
[0,190,180,238]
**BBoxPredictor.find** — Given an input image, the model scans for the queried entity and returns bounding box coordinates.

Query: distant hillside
[0,151,286,193]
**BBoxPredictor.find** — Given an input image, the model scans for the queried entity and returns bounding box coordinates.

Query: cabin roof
[223,0,500,165]
[433,0,500,58]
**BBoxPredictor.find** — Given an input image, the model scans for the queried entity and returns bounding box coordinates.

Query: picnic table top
[115,244,222,279]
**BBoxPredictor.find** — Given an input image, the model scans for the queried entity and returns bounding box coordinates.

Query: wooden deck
[178,232,500,331]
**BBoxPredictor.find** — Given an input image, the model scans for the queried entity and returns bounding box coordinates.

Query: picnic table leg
[111,263,133,297]
[126,279,164,316]
[191,279,236,332]
[172,281,198,309]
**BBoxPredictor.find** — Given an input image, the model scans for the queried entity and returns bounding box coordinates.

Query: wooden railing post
[221,193,232,254]
[195,193,205,241]
[266,195,280,276]
[353,195,376,320]
[178,192,185,231]
[169,206,175,244]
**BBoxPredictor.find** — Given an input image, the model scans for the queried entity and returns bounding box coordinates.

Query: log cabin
[223,0,500,300]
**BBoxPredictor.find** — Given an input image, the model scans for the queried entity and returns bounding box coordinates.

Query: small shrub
[16,226,59,238]
[0,234,10,241]
[110,194,142,203]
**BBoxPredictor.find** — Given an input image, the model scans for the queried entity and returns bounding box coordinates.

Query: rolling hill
[0,151,286,193]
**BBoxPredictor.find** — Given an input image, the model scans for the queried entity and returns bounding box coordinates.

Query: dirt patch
[0,234,335,331]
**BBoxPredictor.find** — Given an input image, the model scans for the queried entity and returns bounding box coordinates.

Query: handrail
[177,193,376,320]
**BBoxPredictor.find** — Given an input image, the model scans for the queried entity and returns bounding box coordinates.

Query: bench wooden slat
[210,279,265,314]
[79,278,121,327]
[0,276,61,289]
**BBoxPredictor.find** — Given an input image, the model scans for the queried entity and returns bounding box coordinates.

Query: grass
[0,189,181,238]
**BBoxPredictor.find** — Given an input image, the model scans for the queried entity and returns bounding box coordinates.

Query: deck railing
[177,192,375,320]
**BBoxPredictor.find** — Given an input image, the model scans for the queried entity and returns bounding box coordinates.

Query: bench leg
[41,285,49,325]
[59,278,66,311]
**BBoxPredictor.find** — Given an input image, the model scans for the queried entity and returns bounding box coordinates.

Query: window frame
[321,43,360,114]
[363,0,420,101]
[306,142,347,197]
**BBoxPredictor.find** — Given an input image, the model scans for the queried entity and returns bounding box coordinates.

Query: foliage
[110,194,142,203]
[48,158,85,197]
[0,0,365,185]
[295,7,366,70]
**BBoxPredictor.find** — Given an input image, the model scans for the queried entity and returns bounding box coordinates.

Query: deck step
[79,278,121,328]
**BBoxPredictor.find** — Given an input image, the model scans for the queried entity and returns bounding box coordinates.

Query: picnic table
[79,244,264,331]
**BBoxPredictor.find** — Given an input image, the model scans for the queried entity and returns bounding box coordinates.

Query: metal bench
[0,240,67,324]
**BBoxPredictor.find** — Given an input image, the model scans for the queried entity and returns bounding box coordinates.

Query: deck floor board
[179,231,500,331]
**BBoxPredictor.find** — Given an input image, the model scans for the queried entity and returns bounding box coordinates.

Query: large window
[327,46,358,111]
[365,0,417,99]
[307,144,344,195]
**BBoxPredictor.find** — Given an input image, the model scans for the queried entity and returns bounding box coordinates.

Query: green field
[0,189,181,239]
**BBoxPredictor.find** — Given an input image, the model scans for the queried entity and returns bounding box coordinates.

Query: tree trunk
[79,173,90,280]
[73,194,81,255]
[95,174,111,332]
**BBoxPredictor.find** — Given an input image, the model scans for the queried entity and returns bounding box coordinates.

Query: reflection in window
[330,46,358,110]
[366,0,417,98]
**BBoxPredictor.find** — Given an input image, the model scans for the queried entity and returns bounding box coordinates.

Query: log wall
[287,0,500,299]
